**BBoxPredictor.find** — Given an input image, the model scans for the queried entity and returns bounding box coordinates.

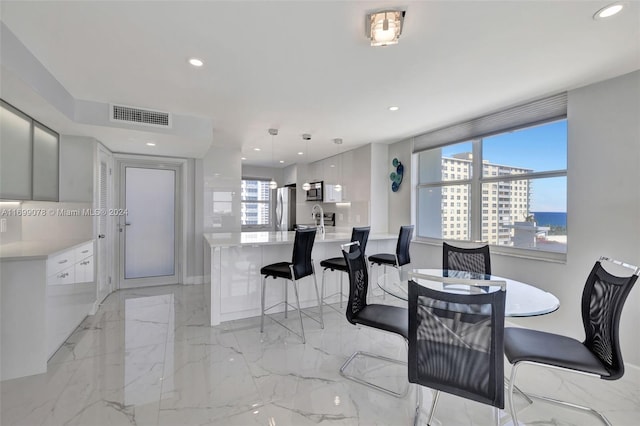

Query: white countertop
[0,239,94,261]
[204,231,398,248]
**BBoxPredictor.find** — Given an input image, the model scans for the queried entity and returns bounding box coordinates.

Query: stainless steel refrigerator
[275,187,296,231]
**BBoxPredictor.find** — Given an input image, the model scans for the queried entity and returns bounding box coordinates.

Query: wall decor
[390,158,404,192]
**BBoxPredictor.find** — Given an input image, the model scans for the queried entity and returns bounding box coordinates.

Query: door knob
[98,234,105,239]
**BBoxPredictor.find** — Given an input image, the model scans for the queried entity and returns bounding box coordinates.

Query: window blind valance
[413,92,567,153]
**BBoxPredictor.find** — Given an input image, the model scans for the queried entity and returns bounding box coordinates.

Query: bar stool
[368,225,414,297]
[260,228,323,343]
[319,226,370,312]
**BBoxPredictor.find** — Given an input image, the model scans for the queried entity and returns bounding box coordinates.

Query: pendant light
[302,133,312,191]
[268,128,278,189]
[333,138,343,192]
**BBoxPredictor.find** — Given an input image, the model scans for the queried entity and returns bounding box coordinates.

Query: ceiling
[1,1,638,166]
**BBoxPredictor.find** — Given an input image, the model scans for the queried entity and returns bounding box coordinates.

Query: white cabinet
[0,100,59,201]
[323,184,343,203]
[59,136,96,202]
[46,241,95,358]
[47,241,94,285]
[32,123,59,201]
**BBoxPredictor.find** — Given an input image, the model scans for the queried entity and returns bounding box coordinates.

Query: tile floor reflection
[2,284,639,425]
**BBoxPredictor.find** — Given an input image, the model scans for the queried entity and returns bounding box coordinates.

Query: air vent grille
[110,104,172,128]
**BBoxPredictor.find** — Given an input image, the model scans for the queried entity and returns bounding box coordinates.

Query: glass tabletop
[378,268,560,317]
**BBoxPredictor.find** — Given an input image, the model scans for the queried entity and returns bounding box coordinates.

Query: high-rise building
[441,153,532,245]
[240,179,271,226]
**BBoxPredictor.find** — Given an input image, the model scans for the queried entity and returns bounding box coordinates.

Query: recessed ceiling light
[241,157,246,160]
[389,106,399,111]
[298,151,304,155]
[188,58,204,67]
[279,160,284,163]
[146,142,156,146]
[254,148,261,151]
[593,2,625,19]
[330,164,335,168]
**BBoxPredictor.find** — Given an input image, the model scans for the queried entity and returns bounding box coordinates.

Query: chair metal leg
[284,279,288,319]
[312,268,324,329]
[414,384,422,426]
[260,276,267,333]
[382,265,387,300]
[339,273,343,308]
[340,350,409,398]
[292,278,305,344]
[509,361,613,426]
[426,390,440,426]
[493,406,500,426]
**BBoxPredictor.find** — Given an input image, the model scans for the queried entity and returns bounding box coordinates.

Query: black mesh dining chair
[442,242,491,274]
[369,225,413,299]
[339,242,409,397]
[408,275,508,426]
[505,256,639,426]
[260,228,323,343]
[320,226,370,312]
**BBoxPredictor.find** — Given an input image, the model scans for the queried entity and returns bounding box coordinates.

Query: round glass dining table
[378,268,560,317]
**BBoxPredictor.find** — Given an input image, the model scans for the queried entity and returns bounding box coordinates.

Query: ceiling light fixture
[389,106,399,111]
[593,2,625,19]
[146,142,156,146]
[188,58,204,67]
[241,157,246,160]
[254,147,261,151]
[333,138,343,192]
[268,128,278,190]
[366,10,405,46]
[302,134,312,191]
[297,151,304,155]
[279,160,284,163]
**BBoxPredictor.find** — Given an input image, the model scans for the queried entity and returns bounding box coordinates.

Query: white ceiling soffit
[0,1,638,164]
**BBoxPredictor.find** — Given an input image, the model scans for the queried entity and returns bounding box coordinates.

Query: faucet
[311,204,325,237]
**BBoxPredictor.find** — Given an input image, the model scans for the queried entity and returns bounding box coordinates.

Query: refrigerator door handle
[276,191,283,229]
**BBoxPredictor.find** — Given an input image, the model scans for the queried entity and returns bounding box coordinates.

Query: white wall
[241,165,284,185]
[409,70,640,367]
[388,138,413,233]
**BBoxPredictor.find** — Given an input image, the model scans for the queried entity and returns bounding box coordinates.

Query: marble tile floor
[2,284,639,426]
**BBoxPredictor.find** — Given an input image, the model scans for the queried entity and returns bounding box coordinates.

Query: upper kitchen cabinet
[59,136,97,202]
[32,123,59,201]
[0,100,32,200]
[0,99,59,201]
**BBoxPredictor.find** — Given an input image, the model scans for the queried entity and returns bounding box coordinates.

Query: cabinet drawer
[48,266,75,285]
[75,256,94,283]
[74,242,94,262]
[47,251,74,275]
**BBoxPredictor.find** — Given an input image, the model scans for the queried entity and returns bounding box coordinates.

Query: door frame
[95,143,115,306]
[114,154,187,289]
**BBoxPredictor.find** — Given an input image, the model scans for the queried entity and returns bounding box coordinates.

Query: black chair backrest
[396,225,414,266]
[581,260,638,380]
[443,242,492,275]
[342,246,369,325]
[351,226,370,254]
[291,228,317,280]
[408,279,506,409]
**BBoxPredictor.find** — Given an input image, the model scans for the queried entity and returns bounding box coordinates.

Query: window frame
[415,119,567,262]
[240,177,273,231]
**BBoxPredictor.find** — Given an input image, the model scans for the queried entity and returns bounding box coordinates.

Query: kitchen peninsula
[203,231,398,325]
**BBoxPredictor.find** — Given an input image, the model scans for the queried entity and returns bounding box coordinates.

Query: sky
[442,119,567,212]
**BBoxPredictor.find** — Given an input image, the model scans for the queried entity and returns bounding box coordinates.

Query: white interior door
[118,162,180,288]
[96,146,114,303]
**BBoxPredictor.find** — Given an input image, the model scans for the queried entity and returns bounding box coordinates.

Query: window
[241,178,272,228]
[417,118,567,255]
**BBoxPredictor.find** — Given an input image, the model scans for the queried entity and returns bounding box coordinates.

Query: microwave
[306,181,324,201]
